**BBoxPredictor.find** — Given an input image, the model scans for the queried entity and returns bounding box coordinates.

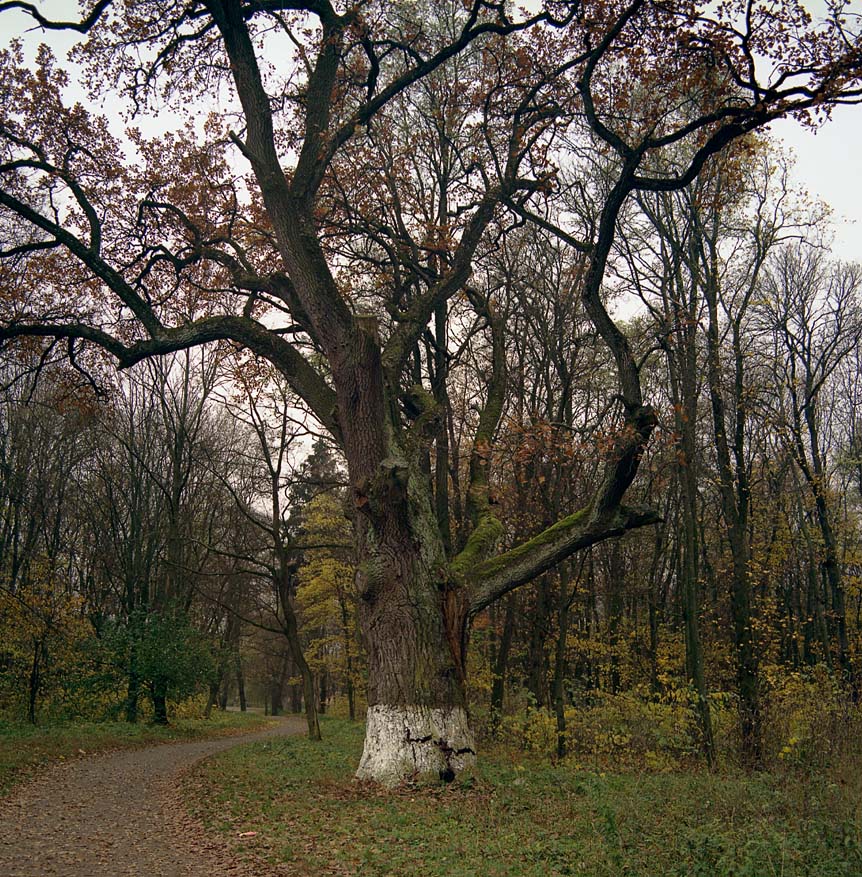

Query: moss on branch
[470,506,590,583]
[465,504,659,616]
[449,513,504,580]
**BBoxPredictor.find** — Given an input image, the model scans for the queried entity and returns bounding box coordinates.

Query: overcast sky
[769,107,860,263]
[1,3,859,265]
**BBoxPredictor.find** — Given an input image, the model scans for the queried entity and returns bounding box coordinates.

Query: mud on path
[0,716,304,876]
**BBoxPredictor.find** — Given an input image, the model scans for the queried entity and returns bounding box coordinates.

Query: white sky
[769,108,860,263]
[1,2,860,265]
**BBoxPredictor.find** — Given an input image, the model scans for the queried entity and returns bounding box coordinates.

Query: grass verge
[184,717,862,877]
[0,710,271,795]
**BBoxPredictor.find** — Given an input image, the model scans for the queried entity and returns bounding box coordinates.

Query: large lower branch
[466,502,660,616]
[0,0,110,32]
[0,190,162,337]
[129,316,338,439]
[0,314,340,441]
[462,399,659,615]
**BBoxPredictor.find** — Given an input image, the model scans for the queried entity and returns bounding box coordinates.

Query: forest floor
[184,717,862,877]
[0,710,273,794]
[0,714,303,876]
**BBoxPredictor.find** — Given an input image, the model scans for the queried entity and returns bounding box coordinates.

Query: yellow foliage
[0,573,94,719]
[761,663,853,767]
[497,689,708,767]
[295,492,363,692]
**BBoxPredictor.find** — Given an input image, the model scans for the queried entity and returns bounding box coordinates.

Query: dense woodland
[1,0,861,785]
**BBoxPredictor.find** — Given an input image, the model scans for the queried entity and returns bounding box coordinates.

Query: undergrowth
[185,714,862,877]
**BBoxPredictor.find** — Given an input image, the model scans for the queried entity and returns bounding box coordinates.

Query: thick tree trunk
[289,676,303,714]
[354,475,475,785]
[727,529,761,764]
[235,652,247,712]
[125,646,140,724]
[344,644,355,721]
[344,301,655,784]
[359,702,474,785]
[490,594,517,725]
[526,577,551,707]
[553,575,570,758]
[318,670,327,715]
[607,543,624,695]
[338,597,356,720]
[152,678,168,725]
[27,638,41,725]
[355,566,476,784]
[330,321,477,785]
[813,492,857,697]
[204,678,219,719]
[269,658,287,717]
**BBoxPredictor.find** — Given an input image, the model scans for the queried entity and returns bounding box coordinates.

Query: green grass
[0,710,271,795]
[185,717,862,877]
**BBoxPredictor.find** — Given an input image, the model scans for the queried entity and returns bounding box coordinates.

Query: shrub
[760,663,858,769]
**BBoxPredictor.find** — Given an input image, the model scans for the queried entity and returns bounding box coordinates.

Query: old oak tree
[1,0,860,783]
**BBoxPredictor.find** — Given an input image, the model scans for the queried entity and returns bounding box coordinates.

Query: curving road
[0,716,303,877]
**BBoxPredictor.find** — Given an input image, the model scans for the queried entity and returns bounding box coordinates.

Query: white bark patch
[356,704,476,786]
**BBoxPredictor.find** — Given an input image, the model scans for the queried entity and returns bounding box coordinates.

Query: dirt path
[0,716,304,876]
